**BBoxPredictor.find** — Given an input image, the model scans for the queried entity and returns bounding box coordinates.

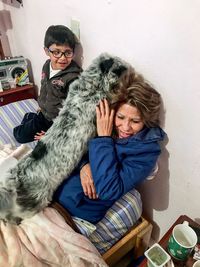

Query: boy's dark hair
[44,25,76,51]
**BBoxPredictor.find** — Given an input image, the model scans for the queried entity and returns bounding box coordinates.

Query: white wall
[2,0,200,239]
[0,1,12,56]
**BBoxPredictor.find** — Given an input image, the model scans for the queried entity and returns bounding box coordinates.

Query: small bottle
[8,79,16,89]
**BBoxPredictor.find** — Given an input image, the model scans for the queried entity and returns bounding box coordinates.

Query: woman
[54,73,166,224]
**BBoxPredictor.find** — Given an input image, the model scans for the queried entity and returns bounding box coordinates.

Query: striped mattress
[0,99,142,254]
[0,99,38,148]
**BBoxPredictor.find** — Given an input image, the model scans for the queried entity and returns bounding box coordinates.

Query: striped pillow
[76,189,142,254]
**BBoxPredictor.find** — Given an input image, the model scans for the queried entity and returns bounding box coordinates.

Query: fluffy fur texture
[0,53,129,223]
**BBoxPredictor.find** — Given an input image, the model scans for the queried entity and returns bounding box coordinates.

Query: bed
[0,97,154,266]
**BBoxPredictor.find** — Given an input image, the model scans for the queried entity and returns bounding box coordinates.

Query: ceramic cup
[168,221,197,261]
[193,260,200,267]
[145,243,171,267]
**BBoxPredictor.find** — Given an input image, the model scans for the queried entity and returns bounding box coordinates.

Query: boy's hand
[96,99,114,136]
[36,107,41,114]
[34,130,45,141]
[80,164,98,199]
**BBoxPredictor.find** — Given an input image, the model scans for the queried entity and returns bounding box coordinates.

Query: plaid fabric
[76,189,142,254]
[0,99,38,148]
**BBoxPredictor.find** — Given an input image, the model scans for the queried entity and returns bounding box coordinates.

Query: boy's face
[44,44,74,70]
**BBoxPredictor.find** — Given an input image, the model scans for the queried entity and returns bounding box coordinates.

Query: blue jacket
[54,126,166,223]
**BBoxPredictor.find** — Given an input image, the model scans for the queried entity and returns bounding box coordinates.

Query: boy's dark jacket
[38,59,82,121]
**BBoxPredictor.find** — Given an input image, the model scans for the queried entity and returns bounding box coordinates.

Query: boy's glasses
[48,49,74,58]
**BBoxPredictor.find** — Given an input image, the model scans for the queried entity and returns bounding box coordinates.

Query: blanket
[0,208,107,267]
[0,144,108,267]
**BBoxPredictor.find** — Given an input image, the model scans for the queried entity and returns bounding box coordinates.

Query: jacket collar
[115,126,166,144]
[134,127,166,142]
[43,59,82,78]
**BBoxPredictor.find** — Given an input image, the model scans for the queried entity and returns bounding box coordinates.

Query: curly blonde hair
[109,67,161,127]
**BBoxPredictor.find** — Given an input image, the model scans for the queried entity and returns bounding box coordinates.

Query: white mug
[193,260,200,267]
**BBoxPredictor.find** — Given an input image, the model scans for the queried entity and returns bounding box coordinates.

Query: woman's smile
[118,130,133,138]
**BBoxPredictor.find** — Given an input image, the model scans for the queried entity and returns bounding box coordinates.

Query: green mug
[168,221,197,261]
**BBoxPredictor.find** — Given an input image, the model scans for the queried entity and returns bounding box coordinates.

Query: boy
[13,25,82,143]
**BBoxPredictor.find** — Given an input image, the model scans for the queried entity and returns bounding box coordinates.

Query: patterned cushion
[0,99,38,148]
[75,189,142,254]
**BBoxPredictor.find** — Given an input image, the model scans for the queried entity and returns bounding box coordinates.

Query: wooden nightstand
[139,215,200,267]
[0,84,37,106]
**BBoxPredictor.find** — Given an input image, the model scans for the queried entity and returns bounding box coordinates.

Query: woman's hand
[80,163,98,199]
[34,130,46,141]
[96,99,115,136]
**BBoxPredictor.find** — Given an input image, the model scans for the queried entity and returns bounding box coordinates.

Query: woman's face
[114,103,144,138]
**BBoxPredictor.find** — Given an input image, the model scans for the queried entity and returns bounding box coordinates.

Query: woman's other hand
[34,130,45,141]
[96,99,114,136]
[80,163,98,199]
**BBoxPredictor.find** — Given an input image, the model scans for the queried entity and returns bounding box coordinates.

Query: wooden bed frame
[0,84,37,106]
[102,217,153,266]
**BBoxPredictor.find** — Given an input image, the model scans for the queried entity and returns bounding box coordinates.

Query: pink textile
[0,145,107,266]
[0,207,108,267]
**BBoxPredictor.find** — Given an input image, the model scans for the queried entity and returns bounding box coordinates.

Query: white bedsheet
[0,208,107,267]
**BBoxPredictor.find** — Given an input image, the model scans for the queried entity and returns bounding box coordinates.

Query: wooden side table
[0,84,37,106]
[139,215,200,267]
